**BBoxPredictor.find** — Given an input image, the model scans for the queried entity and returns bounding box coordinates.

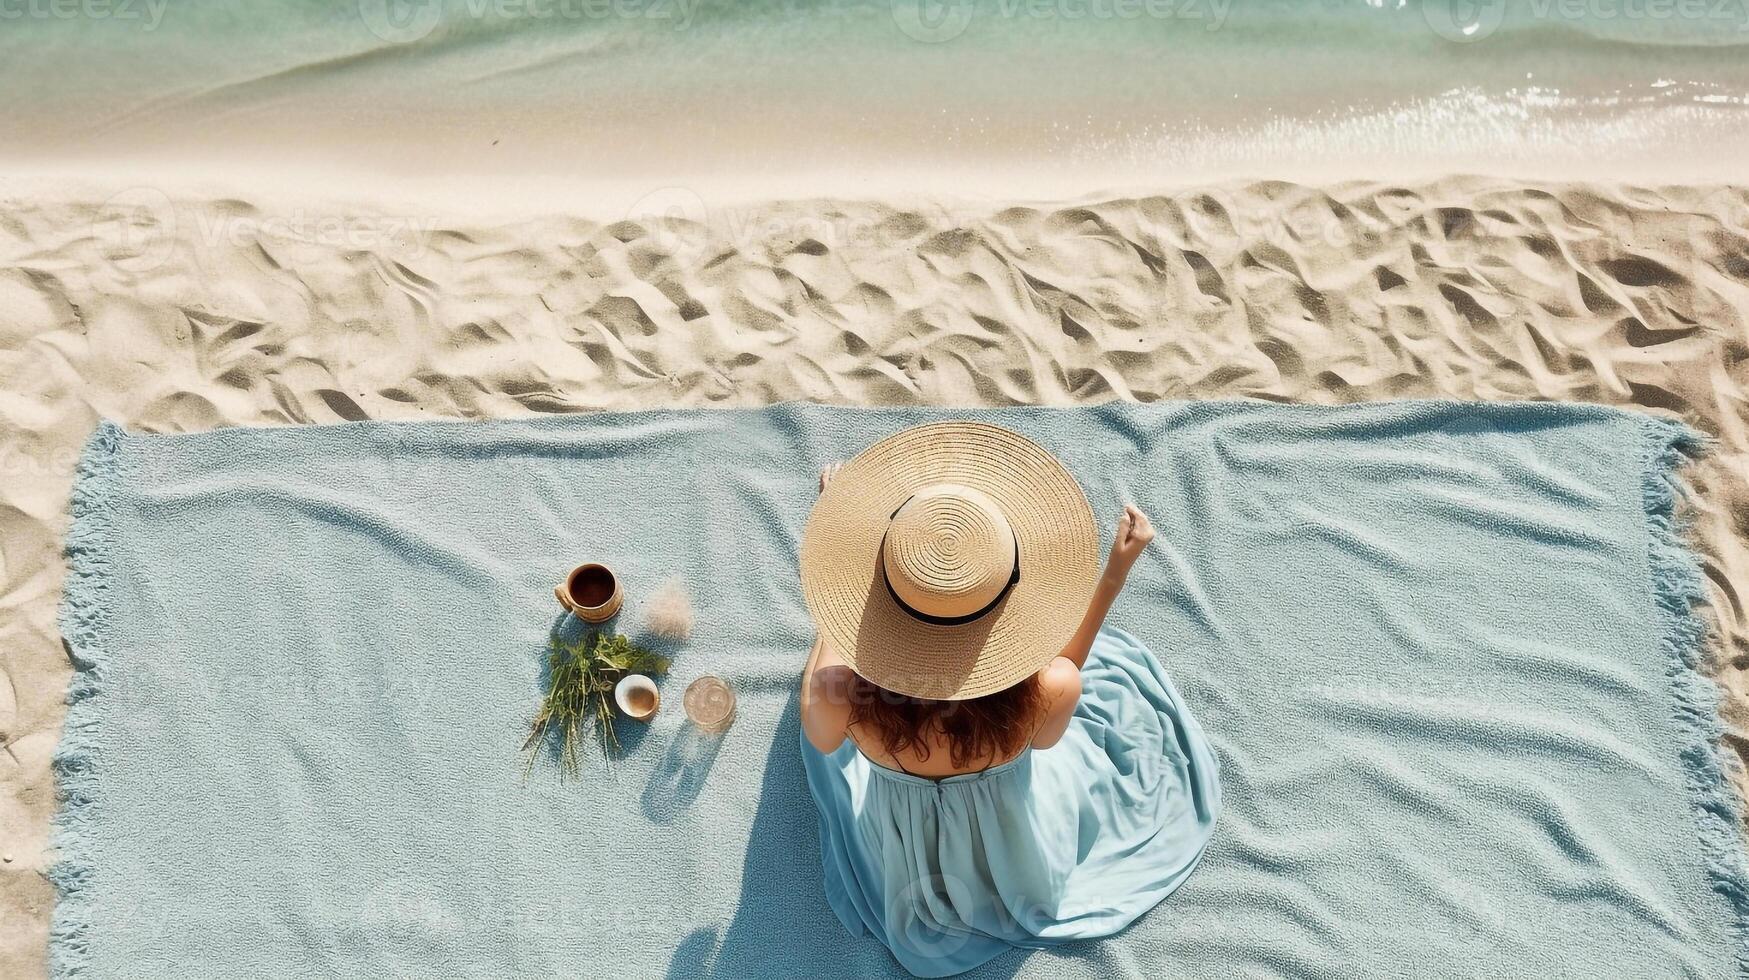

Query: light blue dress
[801,628,1222,977]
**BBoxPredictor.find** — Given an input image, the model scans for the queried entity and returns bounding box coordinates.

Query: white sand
[2,175,1746,975]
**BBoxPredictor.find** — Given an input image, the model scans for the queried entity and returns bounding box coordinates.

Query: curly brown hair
[847,672,1044,770]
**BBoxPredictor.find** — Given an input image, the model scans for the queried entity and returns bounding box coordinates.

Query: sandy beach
[1,174,1747,973]
[8,1,1749,973]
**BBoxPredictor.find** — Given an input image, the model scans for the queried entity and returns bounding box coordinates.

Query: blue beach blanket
[55,402,1747,978]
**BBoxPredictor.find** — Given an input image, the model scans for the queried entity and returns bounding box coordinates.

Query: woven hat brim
[801,421,1099,700]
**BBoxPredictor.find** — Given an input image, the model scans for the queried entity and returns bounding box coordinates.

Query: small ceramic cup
[556,562,623,624]
[614,674,660,722]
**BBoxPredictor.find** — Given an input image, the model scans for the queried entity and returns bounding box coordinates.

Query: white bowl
[613,673,660,721]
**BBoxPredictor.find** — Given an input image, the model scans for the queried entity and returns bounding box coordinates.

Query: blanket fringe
[1640,415,1749,972]
[50,420,124,979]
[33,412,1749,973]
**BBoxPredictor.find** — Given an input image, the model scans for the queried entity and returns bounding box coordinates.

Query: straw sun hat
[801,421,1099,701]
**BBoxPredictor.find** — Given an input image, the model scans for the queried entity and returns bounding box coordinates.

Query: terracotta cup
[556,562,623,623]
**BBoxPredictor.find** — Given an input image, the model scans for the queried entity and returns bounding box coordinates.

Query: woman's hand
[1103,505,1155,583]
[1059,505,1155,670]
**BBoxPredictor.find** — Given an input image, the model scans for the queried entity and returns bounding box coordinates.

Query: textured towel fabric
[54,402,1748,978]
[803,628,1222,977]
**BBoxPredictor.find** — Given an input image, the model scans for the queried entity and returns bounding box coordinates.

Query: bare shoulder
[1038,656,1082,700]
[1030,656,1083,750]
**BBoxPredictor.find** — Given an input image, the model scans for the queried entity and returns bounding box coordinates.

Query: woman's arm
[1035,506,1155,746]
[800,460,856,754]
[1058,505,1155,670]
[800,634,854,753]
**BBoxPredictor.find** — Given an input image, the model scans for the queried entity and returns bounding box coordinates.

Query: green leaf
[522,628,672,780]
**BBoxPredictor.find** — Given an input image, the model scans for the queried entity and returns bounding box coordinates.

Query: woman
[798,420,1221,977]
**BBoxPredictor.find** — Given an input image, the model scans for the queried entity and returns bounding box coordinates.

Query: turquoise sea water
[3,1,1747,192]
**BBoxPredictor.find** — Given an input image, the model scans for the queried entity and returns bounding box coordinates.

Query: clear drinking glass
[683,675,736,734]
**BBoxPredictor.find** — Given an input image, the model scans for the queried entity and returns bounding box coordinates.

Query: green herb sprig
[523,630,669,779]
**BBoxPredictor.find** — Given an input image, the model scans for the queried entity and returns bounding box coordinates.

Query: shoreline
[5,161,1748,232]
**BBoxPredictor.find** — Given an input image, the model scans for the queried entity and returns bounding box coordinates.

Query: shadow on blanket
[662,693,1031,979]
